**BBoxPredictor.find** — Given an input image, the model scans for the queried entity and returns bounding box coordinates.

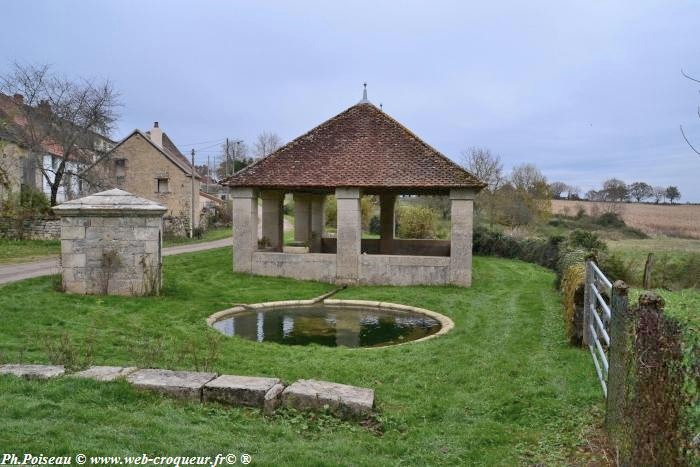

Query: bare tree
[652,186,666,204]
[216,139,249,178]
[548,181,569,199]
[461,147,504,227]
[601,178,629,203]
[0,63,119,205]
[511,163,548,195]
[461,147,504,190]
[253,131,282,159]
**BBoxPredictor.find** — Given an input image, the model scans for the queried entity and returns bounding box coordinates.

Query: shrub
[568,229,607,251]
[325,196,337,228]
[473,226,565,271]
[561,264,586,346]
[368,215,380,235]
[598,253,634,284]
[396,206,438,239]
[594,212,625,228]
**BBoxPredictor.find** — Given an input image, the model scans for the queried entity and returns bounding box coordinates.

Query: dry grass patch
[552,200,700,239]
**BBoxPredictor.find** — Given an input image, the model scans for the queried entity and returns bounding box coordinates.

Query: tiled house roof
[109,130,202,179]
[220,102,485,192]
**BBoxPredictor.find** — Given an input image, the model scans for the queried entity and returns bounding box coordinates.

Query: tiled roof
[109,130,202,179]
[220,102,485,192]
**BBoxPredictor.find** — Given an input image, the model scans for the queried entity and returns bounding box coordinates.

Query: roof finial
[359,82,369,104]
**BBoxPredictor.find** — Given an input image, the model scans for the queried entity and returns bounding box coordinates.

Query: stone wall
[251,252,336,283]
[60,215,162,295]
[359,254,450,286]
[0,216,61,240]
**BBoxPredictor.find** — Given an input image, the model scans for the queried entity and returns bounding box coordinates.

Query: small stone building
[221,91,485,286]
[53,189,166,295]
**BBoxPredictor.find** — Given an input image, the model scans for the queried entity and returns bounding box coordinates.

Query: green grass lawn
[163,227,231,247]
[0,249,603,465]
[0,238,60,264]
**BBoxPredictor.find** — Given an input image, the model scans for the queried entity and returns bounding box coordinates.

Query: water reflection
[212,305,441,348]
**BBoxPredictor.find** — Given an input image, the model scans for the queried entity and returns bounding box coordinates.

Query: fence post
[582,260,593,347]
[604,280,630,456]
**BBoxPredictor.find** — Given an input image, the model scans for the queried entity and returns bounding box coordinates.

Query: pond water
[211,305,442,348]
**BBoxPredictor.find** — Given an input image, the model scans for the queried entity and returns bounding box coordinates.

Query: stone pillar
[335,188,361,284]
[310,195,326,253]
[293,193,311,243]
[232,187,258,273]
[379,193,396,254]
[449,188,476,287]
[260,190,284,251]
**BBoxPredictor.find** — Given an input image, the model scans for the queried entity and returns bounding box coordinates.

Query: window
[114,159,126,177]
[157,178,169,193]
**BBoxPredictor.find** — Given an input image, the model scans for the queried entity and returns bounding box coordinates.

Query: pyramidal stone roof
[220,102,485,193]
[53,189,167,216]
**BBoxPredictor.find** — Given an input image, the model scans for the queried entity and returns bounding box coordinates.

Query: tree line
[554,179,681,204]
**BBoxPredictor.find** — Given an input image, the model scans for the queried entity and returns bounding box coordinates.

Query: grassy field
[0,238,59,264]
[0,248,604,465]
[552,199,700,239]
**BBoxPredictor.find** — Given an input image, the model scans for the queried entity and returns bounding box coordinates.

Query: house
[0,93,115,204]
[101,122,202,235]
[220,89,485,286]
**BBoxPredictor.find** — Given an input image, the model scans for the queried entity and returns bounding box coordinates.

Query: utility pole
[232,140,243,174]
[190,148,196,239]
[207,155,211,194]
[225,138,231,177]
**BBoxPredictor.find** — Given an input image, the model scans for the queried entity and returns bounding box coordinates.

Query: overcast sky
[3,0,700,201]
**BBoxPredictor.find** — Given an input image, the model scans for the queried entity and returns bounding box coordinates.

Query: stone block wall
[0,216,61,240]
[60,215,162,295]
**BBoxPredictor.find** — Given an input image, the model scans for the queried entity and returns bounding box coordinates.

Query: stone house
[0,93,115,204]
[221,90,485,286]
[99,122,202,235]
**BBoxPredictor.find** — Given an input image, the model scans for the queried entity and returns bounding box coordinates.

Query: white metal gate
[584,260,613,397]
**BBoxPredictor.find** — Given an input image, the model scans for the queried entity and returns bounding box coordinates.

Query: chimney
[150,121,162,148]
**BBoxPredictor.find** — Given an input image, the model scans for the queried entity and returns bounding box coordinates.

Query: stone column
[449,188,476,287]
[335,188,361,284]
[260,190,284,251]
[293,193,311,243]
[379,193,396,254]
[232,187,258,273]
[310,195,326,253]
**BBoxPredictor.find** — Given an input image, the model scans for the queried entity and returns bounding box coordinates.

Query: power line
[177,137,226,147]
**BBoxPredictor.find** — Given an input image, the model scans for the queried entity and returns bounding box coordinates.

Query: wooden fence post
[582,260,593,347]
[604,280,630,457]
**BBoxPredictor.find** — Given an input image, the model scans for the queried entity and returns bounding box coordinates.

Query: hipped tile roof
[220,102,485,192]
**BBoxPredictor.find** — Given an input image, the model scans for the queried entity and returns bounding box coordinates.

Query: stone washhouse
[221,91,485,287]
[53,189,166,295]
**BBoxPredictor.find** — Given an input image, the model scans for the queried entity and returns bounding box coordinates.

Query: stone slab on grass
[203,375,282,408]
[0,364,65,379]
[282,379,374,419]
[127,369,216,401]
[72,366,138,382]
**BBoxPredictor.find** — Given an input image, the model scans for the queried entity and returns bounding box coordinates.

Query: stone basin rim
[206,299,454,349]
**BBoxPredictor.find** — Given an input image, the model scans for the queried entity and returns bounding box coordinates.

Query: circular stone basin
[207,300,453,348]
